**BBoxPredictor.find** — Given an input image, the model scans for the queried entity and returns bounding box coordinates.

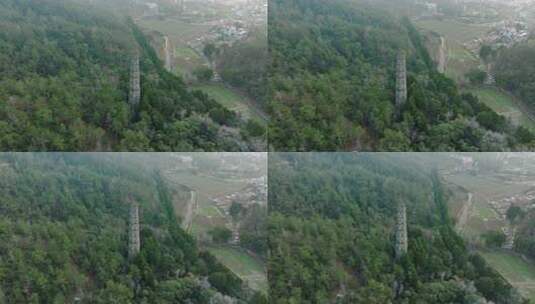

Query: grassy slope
[480,251,535,302]
[445,173,530,198]
[208,246,267,293]
[168,171,248,197]
[193,83,267,123]
[415,19,490,43]
[165,170,247,235]
[138,18,210,43]
[464,194,501,238]
[137,18,207,76]
[415,19,482,83]
[446,40,480,83]
[465,87,535,130]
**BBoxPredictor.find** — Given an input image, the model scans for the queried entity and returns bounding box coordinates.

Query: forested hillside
[268,153,527,303]
[0,0,257,151]
[515,208,535,261]
[0,153,266,303]
[494,44,535,113]
[268,0,535,151]
[219,29,268,111]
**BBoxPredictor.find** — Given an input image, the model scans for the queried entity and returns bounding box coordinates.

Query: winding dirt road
[437,36,447,73]
[163,36,172,72]
[456,192,473,234]
[182,190,196,232]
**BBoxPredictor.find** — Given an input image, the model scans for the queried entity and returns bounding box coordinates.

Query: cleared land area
[165,170,248,235]
[138,18,212,43]
[137,13,266,125]
[416,20,482,83]
[415,19,490,43]
[416,18,535,130]
[167,171,248,196]
[445,173,531,199]
[138,18,208,76]
[445,40,480,83]
[444,172,532,238]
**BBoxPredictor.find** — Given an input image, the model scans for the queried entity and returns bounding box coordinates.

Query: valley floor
[416,18,535,132]
[162,166,268,294]
[135,7,266,128]
[444,170,535,302]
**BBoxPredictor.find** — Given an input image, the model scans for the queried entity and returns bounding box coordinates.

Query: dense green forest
[494,43,535,113]
[515,208,535,261]
[0,0,260,151]
[268,153,528,303]
[268,0,535,151]
[219,29,268,111]
[237,204,268,259]
[0,153,267,303]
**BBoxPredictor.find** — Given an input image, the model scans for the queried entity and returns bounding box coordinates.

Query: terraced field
[138,17,209,77]
[444,172,534,239]
[138,18,212,43]
[165,170,248,235]
[444,40,480,83]
[172,45,204,76]
[445,173,531,199]
[415,19,490,43]
[416,19,484,83]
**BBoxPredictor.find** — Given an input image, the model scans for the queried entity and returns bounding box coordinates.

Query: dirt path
[163,36,172,72]
[502,225,517,250]
[437,36,447,73]
[456,192,473,234]
[511,283,535,287]
[182,190,196,232]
